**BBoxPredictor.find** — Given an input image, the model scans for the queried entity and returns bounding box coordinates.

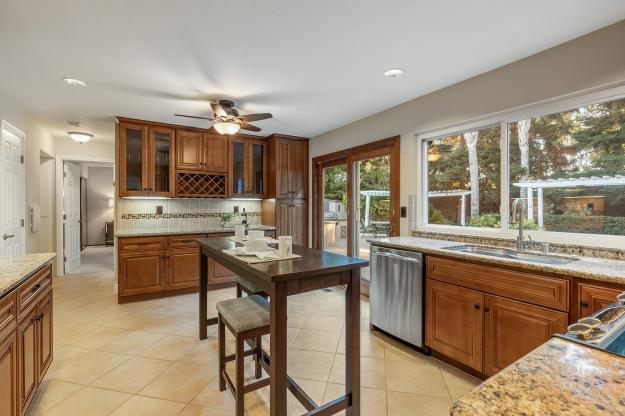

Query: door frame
[312,136,401,252]
[55,155,114,276]
[0,120,26,255]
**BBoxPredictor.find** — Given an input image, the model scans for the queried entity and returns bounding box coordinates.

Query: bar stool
[216,295,270,415]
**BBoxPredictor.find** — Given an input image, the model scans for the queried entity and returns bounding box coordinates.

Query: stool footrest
[224,348,257,363]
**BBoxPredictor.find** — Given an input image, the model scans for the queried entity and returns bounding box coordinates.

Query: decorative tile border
[411,230,625,261]
[120,212,262,220]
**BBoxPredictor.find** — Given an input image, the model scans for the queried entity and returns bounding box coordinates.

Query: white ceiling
[1,1,625,144]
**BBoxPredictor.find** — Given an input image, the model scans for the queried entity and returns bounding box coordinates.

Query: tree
[463,131,480,216]
[517,119,531,199]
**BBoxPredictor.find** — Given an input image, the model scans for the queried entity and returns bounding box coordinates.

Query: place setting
[224,227,300,264]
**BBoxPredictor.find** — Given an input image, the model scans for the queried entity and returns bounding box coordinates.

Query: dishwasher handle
[375,252,421,263]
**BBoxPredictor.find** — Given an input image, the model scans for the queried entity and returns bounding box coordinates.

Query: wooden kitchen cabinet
[270,138,308,199]
[176,131,228,173]
[17,307,37,414]
[118,121,174,197]
[483,294,567,376]
[118,250,167,296]
[579,283,623,318]
[36,290,53,383]
[275,199,306,246]
[425,279,483,371]
[0,329,17,416]
[229,137,267,198]
[168,251,200,290]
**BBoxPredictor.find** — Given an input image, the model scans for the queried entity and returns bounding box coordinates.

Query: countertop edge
[115,225,277,238]
[0,253,56,299]
[369,238,625,284]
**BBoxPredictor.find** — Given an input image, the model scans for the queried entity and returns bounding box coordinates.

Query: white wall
[0,89,55,254]
[310,20,625,243]
[86,166,114,245]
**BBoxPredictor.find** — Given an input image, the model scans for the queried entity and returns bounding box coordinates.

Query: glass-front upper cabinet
[149,127,174,197]
[229,137,266,198]
[119,122,148,197]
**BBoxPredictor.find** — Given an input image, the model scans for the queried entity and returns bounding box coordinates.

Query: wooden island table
[197,236,368,416]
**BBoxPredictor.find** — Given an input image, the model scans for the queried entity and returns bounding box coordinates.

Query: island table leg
[199,252,208,340]
[345,269,361,416]
[270,281,288,416]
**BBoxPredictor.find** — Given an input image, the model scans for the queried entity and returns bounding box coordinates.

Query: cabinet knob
[474,304,480,310]
[581,301,589,308]
[484,306,490,312]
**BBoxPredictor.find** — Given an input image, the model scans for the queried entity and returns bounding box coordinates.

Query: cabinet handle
[181,240,194,243]
[31,283,42,294]
[474,304,480,310]
[581,301,589,308]
[136,242,151,245]
[484,306,490,312]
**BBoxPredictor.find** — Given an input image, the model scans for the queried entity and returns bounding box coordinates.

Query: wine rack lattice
[176,173,226,197]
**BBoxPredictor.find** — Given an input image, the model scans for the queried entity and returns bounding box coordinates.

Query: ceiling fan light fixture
[68,131,93,143]
[213,121,240,135]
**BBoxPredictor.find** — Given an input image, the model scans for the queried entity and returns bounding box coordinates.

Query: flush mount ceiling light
[383,68,404,79]
[68,131,93,143]
[63,78,87,87]
[212,121,241,135]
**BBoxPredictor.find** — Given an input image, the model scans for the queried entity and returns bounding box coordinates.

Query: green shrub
[468,213,501,228]
[428,203,451,224]
[544,215,625,236]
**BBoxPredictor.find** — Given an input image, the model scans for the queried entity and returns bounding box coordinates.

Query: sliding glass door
[313,137,400,293]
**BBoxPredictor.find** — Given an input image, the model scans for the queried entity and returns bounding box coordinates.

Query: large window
[426,125,501,228]
[509,97,625,236]
[423,93,625,237]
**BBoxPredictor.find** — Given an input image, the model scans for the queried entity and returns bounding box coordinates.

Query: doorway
[313,136,400,293]
[56,157,114,276]
[0,121,25,256]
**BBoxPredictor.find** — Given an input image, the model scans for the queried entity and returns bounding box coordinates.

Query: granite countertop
[115,225,277,237]
[0,253,56,298]
[369,237,625,285]
[451,337,625,415]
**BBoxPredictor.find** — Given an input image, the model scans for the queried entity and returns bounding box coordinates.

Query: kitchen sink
[442,244,579,265]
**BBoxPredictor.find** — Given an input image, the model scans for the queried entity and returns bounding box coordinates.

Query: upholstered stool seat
[216,294,270,416]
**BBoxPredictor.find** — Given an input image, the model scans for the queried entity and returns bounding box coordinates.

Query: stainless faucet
[511,198,530,251]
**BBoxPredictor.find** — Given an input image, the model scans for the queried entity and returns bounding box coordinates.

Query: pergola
[360,190,390,226]
[428,190,472,225]
[513,175,625,227]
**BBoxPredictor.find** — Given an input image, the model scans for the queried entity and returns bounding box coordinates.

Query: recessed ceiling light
[383,68,404,79]
[67,132,93,143]
[63,78,87,87]
[67,121,81,127]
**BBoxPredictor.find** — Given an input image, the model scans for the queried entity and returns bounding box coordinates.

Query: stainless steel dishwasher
[370,245,424,348]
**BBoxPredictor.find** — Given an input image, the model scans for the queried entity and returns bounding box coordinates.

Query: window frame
[417,84,625,247]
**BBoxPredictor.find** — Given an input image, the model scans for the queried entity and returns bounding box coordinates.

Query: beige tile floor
[28,270,480,416]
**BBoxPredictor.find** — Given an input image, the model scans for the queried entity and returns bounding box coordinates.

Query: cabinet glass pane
[125,128,143,191]
[153,132,171,193]
[232,141,246,194]
[251,143,264,195]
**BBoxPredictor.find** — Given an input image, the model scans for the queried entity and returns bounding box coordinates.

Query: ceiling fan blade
[239,113,273,122]
[174,114,214,121]
[238,121,262,132]
[210,102,228,118]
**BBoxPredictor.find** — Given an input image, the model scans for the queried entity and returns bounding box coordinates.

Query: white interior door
[63,161,81,272]
[0,122,25,256]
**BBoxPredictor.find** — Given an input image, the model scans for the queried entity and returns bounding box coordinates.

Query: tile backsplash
[116,199,262,231]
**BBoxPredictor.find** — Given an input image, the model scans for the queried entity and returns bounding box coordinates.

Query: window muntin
[426,125,501,228]
[508,97,625,236]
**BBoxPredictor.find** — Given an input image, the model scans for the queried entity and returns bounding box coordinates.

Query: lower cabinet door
[17,308,38,414]
[425,279,483,371]
[289,200,306,247]
[168,251,200,290]
[118,251,166,296]
[209,260,236,285]
[0,329,17,416]
[37,290,53,382]
[483,295,568,376]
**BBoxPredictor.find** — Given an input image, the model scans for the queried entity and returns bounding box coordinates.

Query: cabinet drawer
[17,265,52,318]
[0,292,17,339]
[167,234,204,250]
[119,236,166,252]
[427,256,569,312]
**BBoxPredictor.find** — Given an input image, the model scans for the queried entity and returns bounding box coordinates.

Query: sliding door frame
[312,136,401,252]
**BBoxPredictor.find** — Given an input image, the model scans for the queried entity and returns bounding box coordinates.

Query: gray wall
[310,20,625,240]
[86,166,114,245]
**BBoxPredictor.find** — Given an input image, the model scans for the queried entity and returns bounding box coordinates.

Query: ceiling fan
[175,99,272,135]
